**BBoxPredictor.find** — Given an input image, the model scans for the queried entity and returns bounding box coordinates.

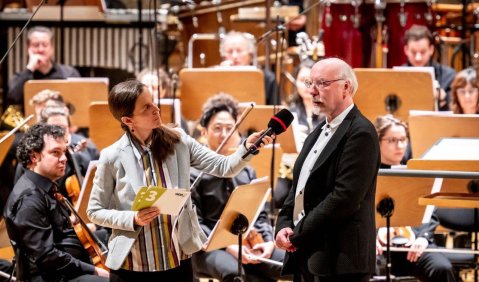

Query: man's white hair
[327,58,358,96]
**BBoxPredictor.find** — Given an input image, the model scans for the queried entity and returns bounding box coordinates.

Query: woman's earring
[130,127,135,133]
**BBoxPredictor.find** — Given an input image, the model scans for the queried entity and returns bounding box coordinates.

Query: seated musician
[29,89,69,122]
[14,106,99,204]
[3,124,110,282]
[191,93,288,282]
[7,26,80,113]
[219,31,280,106]
[374,115,456,282]
[449,68,479,114]
[137,68,189,133]
[402,25,456,111]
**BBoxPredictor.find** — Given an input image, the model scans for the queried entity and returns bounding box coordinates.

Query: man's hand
[376,238,383,256]
[275,227,296,252]
[250,241,275,259]
[286,15,306,31]
[134,207,160,226]
[407,237,429,262]
[94,267,109,278]
[225,245,260,264]
[26,50,50,73]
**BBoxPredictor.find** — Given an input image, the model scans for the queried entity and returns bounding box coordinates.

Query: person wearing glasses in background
[219,31,280,106]
[275,58,380,282]
[374,115,456,282]
[450,68,479,114]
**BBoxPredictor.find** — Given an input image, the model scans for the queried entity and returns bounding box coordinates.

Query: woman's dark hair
[16,123,65,169]
[200,93,239,128]
[109,80,180,161]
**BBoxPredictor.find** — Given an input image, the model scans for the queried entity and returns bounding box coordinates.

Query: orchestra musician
[402,25,456,111]
[86,80,273,281]
[374,115,456,282]
[190,93,288,282]
[14,106,99,203]
[219,31,280,106]
[7,26,80,113]
[450,68,479,114]
[3,124,110,281]
[275,58,380,282]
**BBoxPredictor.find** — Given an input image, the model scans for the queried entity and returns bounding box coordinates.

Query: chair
[436,208,477,277]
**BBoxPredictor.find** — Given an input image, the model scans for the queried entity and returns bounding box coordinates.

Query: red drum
[384,0,434,67]
[321,1,375,68]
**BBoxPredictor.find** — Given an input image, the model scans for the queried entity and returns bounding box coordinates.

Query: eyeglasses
[457,88,478,96]
[304,78,345,89]
[381,137,408,145]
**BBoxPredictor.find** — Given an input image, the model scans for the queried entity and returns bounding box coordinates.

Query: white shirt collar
[322,103,354,131]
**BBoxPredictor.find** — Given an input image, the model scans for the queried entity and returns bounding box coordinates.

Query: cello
[53,191,109,271]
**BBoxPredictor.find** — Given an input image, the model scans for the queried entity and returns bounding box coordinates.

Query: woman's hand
[245,130,275,152]
[134,207,160,226]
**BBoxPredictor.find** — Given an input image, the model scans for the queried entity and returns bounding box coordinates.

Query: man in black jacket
[275,57,380,282]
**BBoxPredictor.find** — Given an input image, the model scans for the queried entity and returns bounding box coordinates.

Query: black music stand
[375,174,435,281]
[203,178,271,281]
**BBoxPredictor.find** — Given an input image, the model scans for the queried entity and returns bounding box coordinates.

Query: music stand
[353,69,435,122]
[179,68,265,121]
[408,114,479,158]
[0,133,14,165]
[237,105,297,154]
[75,160,98,224]
[375,174,436,281]
[24,80,109,128]
[203,178,271,281]
[89,100,180,151]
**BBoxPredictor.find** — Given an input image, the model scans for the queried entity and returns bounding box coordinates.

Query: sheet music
[422,138,479,160]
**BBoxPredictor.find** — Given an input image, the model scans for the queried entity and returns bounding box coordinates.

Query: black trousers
[390,251,456,282]
[296,262,370,282]
[192,248,288,282]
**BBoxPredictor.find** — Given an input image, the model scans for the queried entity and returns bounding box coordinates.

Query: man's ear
[200,126,207,137]
[30,151,40,165]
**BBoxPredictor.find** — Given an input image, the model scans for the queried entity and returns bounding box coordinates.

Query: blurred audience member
[450,68,479,114]
[7,26,80,112]
[219,31,280,105]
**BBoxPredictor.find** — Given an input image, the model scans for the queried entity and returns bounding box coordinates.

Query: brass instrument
[0,105,29,132]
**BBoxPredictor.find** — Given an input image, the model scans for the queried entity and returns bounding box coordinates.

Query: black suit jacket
[275,105,380,277]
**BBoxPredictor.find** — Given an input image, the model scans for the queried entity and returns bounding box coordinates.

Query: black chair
[436,208,477,279]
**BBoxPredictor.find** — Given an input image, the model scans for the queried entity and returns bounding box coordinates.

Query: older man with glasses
[275,57,380,282]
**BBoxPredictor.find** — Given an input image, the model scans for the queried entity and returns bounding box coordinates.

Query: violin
[54,192,109,271]
[378,226,416,247]
[65,142,86,206]
[243,229,264,256]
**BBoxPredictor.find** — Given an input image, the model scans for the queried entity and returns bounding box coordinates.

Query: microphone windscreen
[268,109,294,134]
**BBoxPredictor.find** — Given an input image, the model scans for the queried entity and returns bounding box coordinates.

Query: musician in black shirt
[4,124,109,281]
